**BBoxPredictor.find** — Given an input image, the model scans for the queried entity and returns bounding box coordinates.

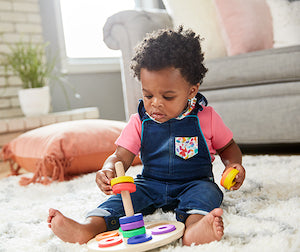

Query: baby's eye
[144,95,153,99]
[163,96,175,100]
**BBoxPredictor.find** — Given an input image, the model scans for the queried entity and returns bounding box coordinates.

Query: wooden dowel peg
[115,161,135,217]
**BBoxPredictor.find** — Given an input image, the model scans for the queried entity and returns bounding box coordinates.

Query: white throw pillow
[162,0,227,60]
[266,0,300,47]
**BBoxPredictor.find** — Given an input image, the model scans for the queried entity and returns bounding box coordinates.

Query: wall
[38,0,126,121]
[0,0,44,119]
[51,72,125,120]
[0,0,126,121]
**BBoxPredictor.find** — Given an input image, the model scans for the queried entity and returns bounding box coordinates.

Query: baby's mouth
[151,112,165,120]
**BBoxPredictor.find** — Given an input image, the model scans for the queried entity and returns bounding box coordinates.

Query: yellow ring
[110,176,134,187]
[223,169,239,190]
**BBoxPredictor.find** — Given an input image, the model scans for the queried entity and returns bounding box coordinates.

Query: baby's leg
[47,208,106,244]
[182,208,224,246]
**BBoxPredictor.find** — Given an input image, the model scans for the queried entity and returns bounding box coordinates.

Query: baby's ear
[189,83,200,98]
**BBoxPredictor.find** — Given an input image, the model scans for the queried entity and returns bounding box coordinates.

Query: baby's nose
[151,97,161,107]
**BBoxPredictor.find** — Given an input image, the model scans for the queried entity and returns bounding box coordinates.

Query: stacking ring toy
[98,236,123,248]
[110,176,134,187]
[119,213,143,225]
[120,219,144,231]
[119,226,146,238]
[127,234,152,245]
[151,224,176,235]
[112,182,136,194]
[220,167,239,190]
[88,161,186,251]
[95,230,119,241]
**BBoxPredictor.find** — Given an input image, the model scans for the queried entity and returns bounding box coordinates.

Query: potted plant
[2,40,70,117]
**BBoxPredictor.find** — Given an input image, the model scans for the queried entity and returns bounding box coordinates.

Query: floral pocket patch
[175,137,198,160]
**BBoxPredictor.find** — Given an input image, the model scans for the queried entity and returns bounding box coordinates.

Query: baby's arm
[217,139,245,190]
[96,146,136,195]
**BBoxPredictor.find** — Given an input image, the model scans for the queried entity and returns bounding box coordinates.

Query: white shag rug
[0,155,299,252]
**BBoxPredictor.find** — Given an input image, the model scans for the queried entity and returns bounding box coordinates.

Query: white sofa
[103,4,300,145]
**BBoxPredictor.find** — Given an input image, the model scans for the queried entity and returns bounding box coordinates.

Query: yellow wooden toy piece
[114,162,135,217]
[110,176,134,187]
[220,167,239,190]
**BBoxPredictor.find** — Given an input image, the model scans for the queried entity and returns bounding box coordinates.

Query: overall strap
[138,100,149,121]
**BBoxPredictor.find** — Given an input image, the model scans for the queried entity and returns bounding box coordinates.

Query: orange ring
[220,168,234,187]
[112,182,136,194]
[95,230,119,241]
[221,167,239,190]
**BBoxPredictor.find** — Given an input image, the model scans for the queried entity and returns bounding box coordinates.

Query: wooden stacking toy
[87,161,185,252]
[220,167,239,190]
[112,161,148,241]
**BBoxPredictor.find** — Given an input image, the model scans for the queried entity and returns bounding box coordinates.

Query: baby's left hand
[223,163,246,190]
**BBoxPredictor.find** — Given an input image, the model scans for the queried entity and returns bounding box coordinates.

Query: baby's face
[140,67,199,123]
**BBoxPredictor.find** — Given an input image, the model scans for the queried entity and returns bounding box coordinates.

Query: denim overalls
[87,94,223,230]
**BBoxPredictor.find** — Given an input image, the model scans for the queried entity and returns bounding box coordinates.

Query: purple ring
[151,224,176,235]
[120,219,145,231]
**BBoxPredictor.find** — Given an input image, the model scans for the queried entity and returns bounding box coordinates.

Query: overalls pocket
[175,136,198,160]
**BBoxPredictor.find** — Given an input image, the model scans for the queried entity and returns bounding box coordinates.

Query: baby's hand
[96,167,116,195]
[224,163,246,190]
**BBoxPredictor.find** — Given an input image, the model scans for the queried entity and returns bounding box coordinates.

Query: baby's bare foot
[182,208,224,246]
[47,208,98,244]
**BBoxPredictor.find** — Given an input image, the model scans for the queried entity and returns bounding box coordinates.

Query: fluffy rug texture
[1,155,299,252]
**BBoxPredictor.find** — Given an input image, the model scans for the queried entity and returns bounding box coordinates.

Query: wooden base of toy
[87,220,185,252]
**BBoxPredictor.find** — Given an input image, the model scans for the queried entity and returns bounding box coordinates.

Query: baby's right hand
[96,168,116,195]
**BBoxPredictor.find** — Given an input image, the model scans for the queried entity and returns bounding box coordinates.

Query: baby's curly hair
[130,26,207,86]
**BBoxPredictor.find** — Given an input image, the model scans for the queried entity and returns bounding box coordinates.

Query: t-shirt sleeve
[115,114,142,155]
[211,107,233,150]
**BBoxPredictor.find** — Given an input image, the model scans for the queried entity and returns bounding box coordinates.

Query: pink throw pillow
[1,119,141,185]
[213,0,273,56]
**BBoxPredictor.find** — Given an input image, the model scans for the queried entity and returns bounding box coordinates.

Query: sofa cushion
[201,45,300,90]
[266,0,300,48]
[162,0,227,60]
[201,82,300,144]
[213,0,273,56]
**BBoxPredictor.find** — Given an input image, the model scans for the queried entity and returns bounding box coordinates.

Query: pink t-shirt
[115,106,233,162]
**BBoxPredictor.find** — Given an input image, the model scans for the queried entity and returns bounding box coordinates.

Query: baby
[48,26,245,246]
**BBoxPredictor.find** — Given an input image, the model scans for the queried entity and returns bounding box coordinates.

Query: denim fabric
[88,175,223,230]
[138,93,213,182]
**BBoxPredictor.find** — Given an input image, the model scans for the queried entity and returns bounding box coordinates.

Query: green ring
[119,226,146,238]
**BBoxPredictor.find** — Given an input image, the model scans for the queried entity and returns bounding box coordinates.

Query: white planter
[18,86,51,117]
